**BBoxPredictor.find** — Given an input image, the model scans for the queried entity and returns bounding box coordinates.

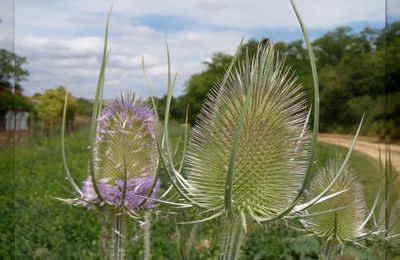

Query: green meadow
[1,123,398,259]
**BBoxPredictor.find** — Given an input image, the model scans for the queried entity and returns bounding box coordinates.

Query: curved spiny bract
[83,93,160,211]
[186,43,309,223]
[302,160,366,243]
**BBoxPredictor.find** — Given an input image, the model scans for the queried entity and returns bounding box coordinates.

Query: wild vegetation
[2,125,398,259]
[1,2,399,259]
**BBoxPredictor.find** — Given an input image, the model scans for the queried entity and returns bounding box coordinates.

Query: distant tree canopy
[0,49,29,93]
[0,92,33,117]
[34,86,77,127]
[178,22,400,138]
[184,53,233,122]
[76,97,94,117]
[0,49,32,116]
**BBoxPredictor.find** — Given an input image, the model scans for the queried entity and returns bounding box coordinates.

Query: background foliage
[1,17,399,259]
[174,22,400,138]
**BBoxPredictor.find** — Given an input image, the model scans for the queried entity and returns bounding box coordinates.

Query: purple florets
[97,97,155,136]
[84,95,159,211]
[82,176,161,210]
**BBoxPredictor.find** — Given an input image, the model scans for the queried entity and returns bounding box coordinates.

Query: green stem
[323,239,337,260]
[184,224,198,259]
[144,211,152,260]
[219,222,245,260]
[99,208,111,258]
[112,210,126,260]
[384,143,389,260]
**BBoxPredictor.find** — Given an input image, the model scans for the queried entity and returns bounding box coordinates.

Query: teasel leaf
[61,89,83,196]
[290,0,319,196]
[301,160,367,242]
[239,0,320,223]
[224,75,254,218]
[141,41,245,210]
[142,53,202,208]
[88,7,112,201]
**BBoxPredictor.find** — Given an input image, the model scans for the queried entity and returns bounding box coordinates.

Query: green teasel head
[185,42,310,222]
[302,160,367,243]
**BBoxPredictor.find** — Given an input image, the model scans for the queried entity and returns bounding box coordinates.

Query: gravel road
[318,134,400,173]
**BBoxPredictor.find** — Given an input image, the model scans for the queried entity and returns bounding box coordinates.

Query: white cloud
[0,0,15,51]
[196,1,227,13]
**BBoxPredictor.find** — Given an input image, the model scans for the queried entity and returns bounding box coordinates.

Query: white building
[5,111,30,131]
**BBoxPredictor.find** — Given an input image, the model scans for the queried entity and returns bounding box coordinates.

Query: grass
[1,123,398,259]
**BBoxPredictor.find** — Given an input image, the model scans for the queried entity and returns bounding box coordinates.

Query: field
[1,124,399,259]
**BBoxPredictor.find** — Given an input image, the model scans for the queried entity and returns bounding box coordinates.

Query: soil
[318,133,400,173]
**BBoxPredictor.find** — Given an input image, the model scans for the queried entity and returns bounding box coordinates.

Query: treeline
[157,22,400,138]
[1,23,398,138]
[0,47,94,137]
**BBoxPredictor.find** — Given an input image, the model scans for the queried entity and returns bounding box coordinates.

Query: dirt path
[318,134,400,173]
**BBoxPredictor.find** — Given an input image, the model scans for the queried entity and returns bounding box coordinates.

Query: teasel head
[302,161,366,252]
[297,158,392,258]
[81,93,160,211]
[58,11,162,260]
[186,42,309,221]
[58,10,161,214]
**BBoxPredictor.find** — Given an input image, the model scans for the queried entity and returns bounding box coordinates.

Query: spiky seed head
[82,93,160,210]
[303,160,366,242]
[186,43,309,222]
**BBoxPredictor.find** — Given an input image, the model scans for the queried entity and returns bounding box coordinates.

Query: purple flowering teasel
[59,92,160,259]
[81,93,160,211]
[58,13,160,258]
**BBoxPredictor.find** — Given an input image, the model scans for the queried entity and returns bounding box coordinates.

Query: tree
[312,27,354,67]
[75,98,93,117]
[152,95,185,122]
[181,24,398,137]
[0,49,29,92]
[34,86,77,134]
[184,53,233,123]
[183,39,275,123]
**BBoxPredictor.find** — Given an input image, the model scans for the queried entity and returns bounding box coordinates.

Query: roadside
[318,133,400,173]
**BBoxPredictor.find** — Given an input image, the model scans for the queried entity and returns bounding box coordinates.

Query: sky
[0,0,398,99]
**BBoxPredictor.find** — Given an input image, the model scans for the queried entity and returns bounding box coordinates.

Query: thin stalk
[324,239,337,260]
[219,222,245,260]
[384,143,389,260]
[176,224,184,259]
[144,211,152,260]
[100,208,111,258]
[184,224,198,259]
[113,211,126,260]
